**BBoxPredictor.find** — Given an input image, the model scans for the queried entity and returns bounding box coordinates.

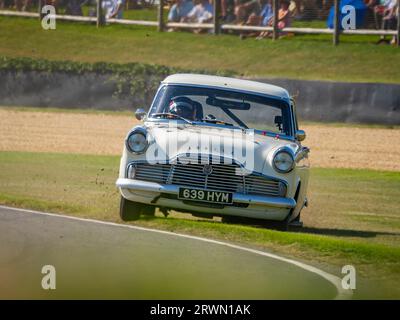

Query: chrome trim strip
[116,178,296,208]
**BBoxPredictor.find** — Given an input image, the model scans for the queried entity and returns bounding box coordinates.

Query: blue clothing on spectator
[187,2,214,23]
[168,0,194,22]
[260,3,273,26]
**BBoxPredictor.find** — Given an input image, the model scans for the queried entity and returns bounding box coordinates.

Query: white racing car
[116,74,310,230]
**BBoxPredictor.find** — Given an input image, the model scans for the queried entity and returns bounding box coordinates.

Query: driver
[168,97,197,121]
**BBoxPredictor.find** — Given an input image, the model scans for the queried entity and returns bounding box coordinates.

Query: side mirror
[296,130,306,142]
[135,108,147,121]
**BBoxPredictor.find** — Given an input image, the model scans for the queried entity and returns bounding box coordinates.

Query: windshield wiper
[150,113,194,125]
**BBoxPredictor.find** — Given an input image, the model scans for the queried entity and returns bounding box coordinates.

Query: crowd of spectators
[167,0,292,37]
[0,0,397,41]
[166,0,398,40]
[168,0,213,26]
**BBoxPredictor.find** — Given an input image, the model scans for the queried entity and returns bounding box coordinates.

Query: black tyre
[275,218,290,231]
[141,205,156,217]
[275,183,302,231]
[221,215,247,224]
[288,213,303,228]
[119,197,143,221]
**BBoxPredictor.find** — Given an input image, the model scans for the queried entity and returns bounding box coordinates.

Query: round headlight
[273,150,294,173]
[126,132,148,154]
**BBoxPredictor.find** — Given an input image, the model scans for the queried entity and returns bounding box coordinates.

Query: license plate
[178,188,233,204]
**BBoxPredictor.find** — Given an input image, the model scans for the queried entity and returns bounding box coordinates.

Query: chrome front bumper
[116,178,296,209]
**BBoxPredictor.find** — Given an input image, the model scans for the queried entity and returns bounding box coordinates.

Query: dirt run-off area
[1,108,399,171]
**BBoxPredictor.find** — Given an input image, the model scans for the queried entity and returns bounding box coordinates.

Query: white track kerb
[1,205,353,299]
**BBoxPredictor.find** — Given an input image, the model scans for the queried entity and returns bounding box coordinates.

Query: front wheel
[141,205,156,217]
[222,215,242,224]
[275,219,290,231]
[119,197,145,221]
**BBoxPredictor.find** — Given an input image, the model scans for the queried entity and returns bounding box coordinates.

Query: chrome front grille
[134,163,171,184]
[171,163,206,188]
[129,161,285,197]
[245,175,282,196]
[205,164,245,193]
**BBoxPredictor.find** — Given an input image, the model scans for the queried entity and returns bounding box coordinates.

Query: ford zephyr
[116,74,310,230]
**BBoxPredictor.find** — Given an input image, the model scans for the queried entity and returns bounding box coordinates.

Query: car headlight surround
[273,149,295,173]
[126,130,148,154]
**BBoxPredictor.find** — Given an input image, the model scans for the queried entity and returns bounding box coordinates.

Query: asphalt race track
[0,206,350,299]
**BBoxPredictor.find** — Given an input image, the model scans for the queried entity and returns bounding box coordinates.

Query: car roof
[162,74,291,101]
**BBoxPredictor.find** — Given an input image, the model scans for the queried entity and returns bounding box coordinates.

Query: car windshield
[148,85,293,136]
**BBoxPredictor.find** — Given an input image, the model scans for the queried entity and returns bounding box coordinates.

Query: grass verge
[1,16,399,83]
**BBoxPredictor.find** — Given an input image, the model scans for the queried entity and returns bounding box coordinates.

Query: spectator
[364,0,378,28]
[257,0,292,39]
[221,0,236,22]
[375,0,398,44]
[183,0,214,23]
[374,0,391,26]
[65,0,89,16]
[293,0,319,20]
[234,0,262,24]
[168,0,194,22]
[238,0,273,38]
[260,0,273,25]
[102,0,125,20]
[382,0,398,44]
[277,0,291,29]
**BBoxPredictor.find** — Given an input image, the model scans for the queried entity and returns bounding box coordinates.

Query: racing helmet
[168,97,196,120]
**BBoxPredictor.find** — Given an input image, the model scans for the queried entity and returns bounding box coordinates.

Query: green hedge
[0,56,236,101]
[0,56,237,76]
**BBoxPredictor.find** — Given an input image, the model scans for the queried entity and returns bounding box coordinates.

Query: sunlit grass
[0,16,399,82]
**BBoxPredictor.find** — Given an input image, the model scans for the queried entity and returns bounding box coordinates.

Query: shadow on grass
[292,226,400,238]
[128,214,400,241]
[178,215,400,239]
